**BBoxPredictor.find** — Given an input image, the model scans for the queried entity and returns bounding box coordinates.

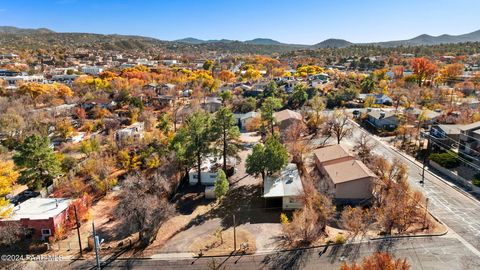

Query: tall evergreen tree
[246,135,288,182]
[261,97,282,135]
[212,107,240,173]
[171,111,212,185]
[13,134,61,190]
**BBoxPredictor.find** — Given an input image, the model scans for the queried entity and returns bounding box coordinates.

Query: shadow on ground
[181,184,281,232]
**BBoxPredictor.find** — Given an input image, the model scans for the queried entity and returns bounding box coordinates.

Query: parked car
[10,190,40,205]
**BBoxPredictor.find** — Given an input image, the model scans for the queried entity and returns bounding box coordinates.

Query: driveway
[231,132,261,187]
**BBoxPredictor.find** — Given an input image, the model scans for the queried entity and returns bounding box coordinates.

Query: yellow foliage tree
[56,119,75,139]
[0,160,19,218]
[52,83,74,98]
[218,70,236,83]
[295,65,324,78]
[19,82,52,104]
[243,68,262,81]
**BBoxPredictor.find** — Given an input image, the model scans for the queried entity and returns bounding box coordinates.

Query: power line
[430,132,480,157]
[428,139,480,171]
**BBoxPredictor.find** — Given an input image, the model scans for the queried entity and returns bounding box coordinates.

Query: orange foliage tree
[340,252,409,270]
[410,58,437,87]
[65,193,93,230]
[218,70,236,83]
[439,63,464,84]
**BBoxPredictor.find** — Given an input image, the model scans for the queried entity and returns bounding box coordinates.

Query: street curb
[368,227,449,241]
[145,229,452,261]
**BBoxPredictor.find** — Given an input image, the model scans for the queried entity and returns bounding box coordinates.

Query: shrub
[61,156,78,173]
[472,173,480,187]
[335,233,346,244]
[80,138,100,155]
[429,151,460,169]
[280,213,289,224]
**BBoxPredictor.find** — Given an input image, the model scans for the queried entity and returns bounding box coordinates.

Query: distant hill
[174,37,205,44]
[2,26,480,54]
[0,28,298,54]
[0,26,54,34]
[176,29,480,49]
[175,37,238,44]
[373,29,480,47]
[312,39,353,48]
[244,38,283,45]
[175,37,307,47]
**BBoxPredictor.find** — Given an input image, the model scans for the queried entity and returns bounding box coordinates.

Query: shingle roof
[436,124,462,135]
[313,144,352,164]
[274,109,302,123]
[323,160,376,184]
[367,110,397,120]
[459,121,480,131]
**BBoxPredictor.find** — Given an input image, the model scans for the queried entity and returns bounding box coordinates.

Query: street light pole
[92,221,101,270]
[424,197,429,229]
[233,214,237,252]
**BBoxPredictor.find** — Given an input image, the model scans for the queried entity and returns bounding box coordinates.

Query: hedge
[429,151,461,169]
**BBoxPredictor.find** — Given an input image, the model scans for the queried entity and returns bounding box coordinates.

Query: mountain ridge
[1,26,480,49]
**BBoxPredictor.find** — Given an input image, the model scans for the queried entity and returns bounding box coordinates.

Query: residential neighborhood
[1,1,480,270]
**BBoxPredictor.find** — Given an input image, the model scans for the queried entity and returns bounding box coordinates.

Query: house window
[41,229,51,236]
[210,175,217,179]
[289,198,298,203]
[193,175,198,179]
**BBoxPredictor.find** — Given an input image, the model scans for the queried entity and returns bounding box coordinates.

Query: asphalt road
[20,237,480,269]
[345,120,480,256]
[11,115,480,270]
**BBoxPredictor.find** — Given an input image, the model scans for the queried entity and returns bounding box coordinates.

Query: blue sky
[0,0,479,44]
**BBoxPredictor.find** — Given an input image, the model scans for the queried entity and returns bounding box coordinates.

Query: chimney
[55,199,58,208]
[379,111,386,119]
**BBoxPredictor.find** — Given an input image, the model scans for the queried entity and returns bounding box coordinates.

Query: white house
[0,74,45,89]
[81,66,104,75]
[189,156,236,186]
[162,60,178,66]
[115,122,144,144]
[263,163,304,210]
[234,111,260,131]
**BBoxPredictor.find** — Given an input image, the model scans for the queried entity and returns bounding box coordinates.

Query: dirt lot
[49,191,124,256]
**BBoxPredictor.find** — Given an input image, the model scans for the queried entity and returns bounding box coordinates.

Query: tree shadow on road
[260,234,327,270]
[374,238,399,253]
[181,184,279,232]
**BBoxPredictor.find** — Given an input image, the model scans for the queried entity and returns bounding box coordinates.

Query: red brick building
[0,198,71,240]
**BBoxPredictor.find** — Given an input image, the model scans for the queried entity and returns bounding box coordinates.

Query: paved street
[346,121,480,256]
[10,119,480,270]
[21,237,480,269]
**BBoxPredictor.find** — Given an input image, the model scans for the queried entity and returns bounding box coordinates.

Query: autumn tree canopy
[410,58,437,87]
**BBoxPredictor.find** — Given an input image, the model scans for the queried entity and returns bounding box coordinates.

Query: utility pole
[233,214,237,252]
[92,221,101,270]
[74,206,83,257]
[424,197,429,228]
[421,131,431,186]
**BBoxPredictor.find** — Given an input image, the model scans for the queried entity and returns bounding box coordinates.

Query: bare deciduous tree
[0,222,25,246]
[322,109,353,144]
[284,121,309,165]
[282,180,334,244]
[115,172,174,245]
[354,133,378,165]
[341,206,372,239]
[370,157,428,235]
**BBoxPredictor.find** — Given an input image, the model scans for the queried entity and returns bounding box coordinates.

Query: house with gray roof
[366,110,399,131]
[263,163,304,210]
